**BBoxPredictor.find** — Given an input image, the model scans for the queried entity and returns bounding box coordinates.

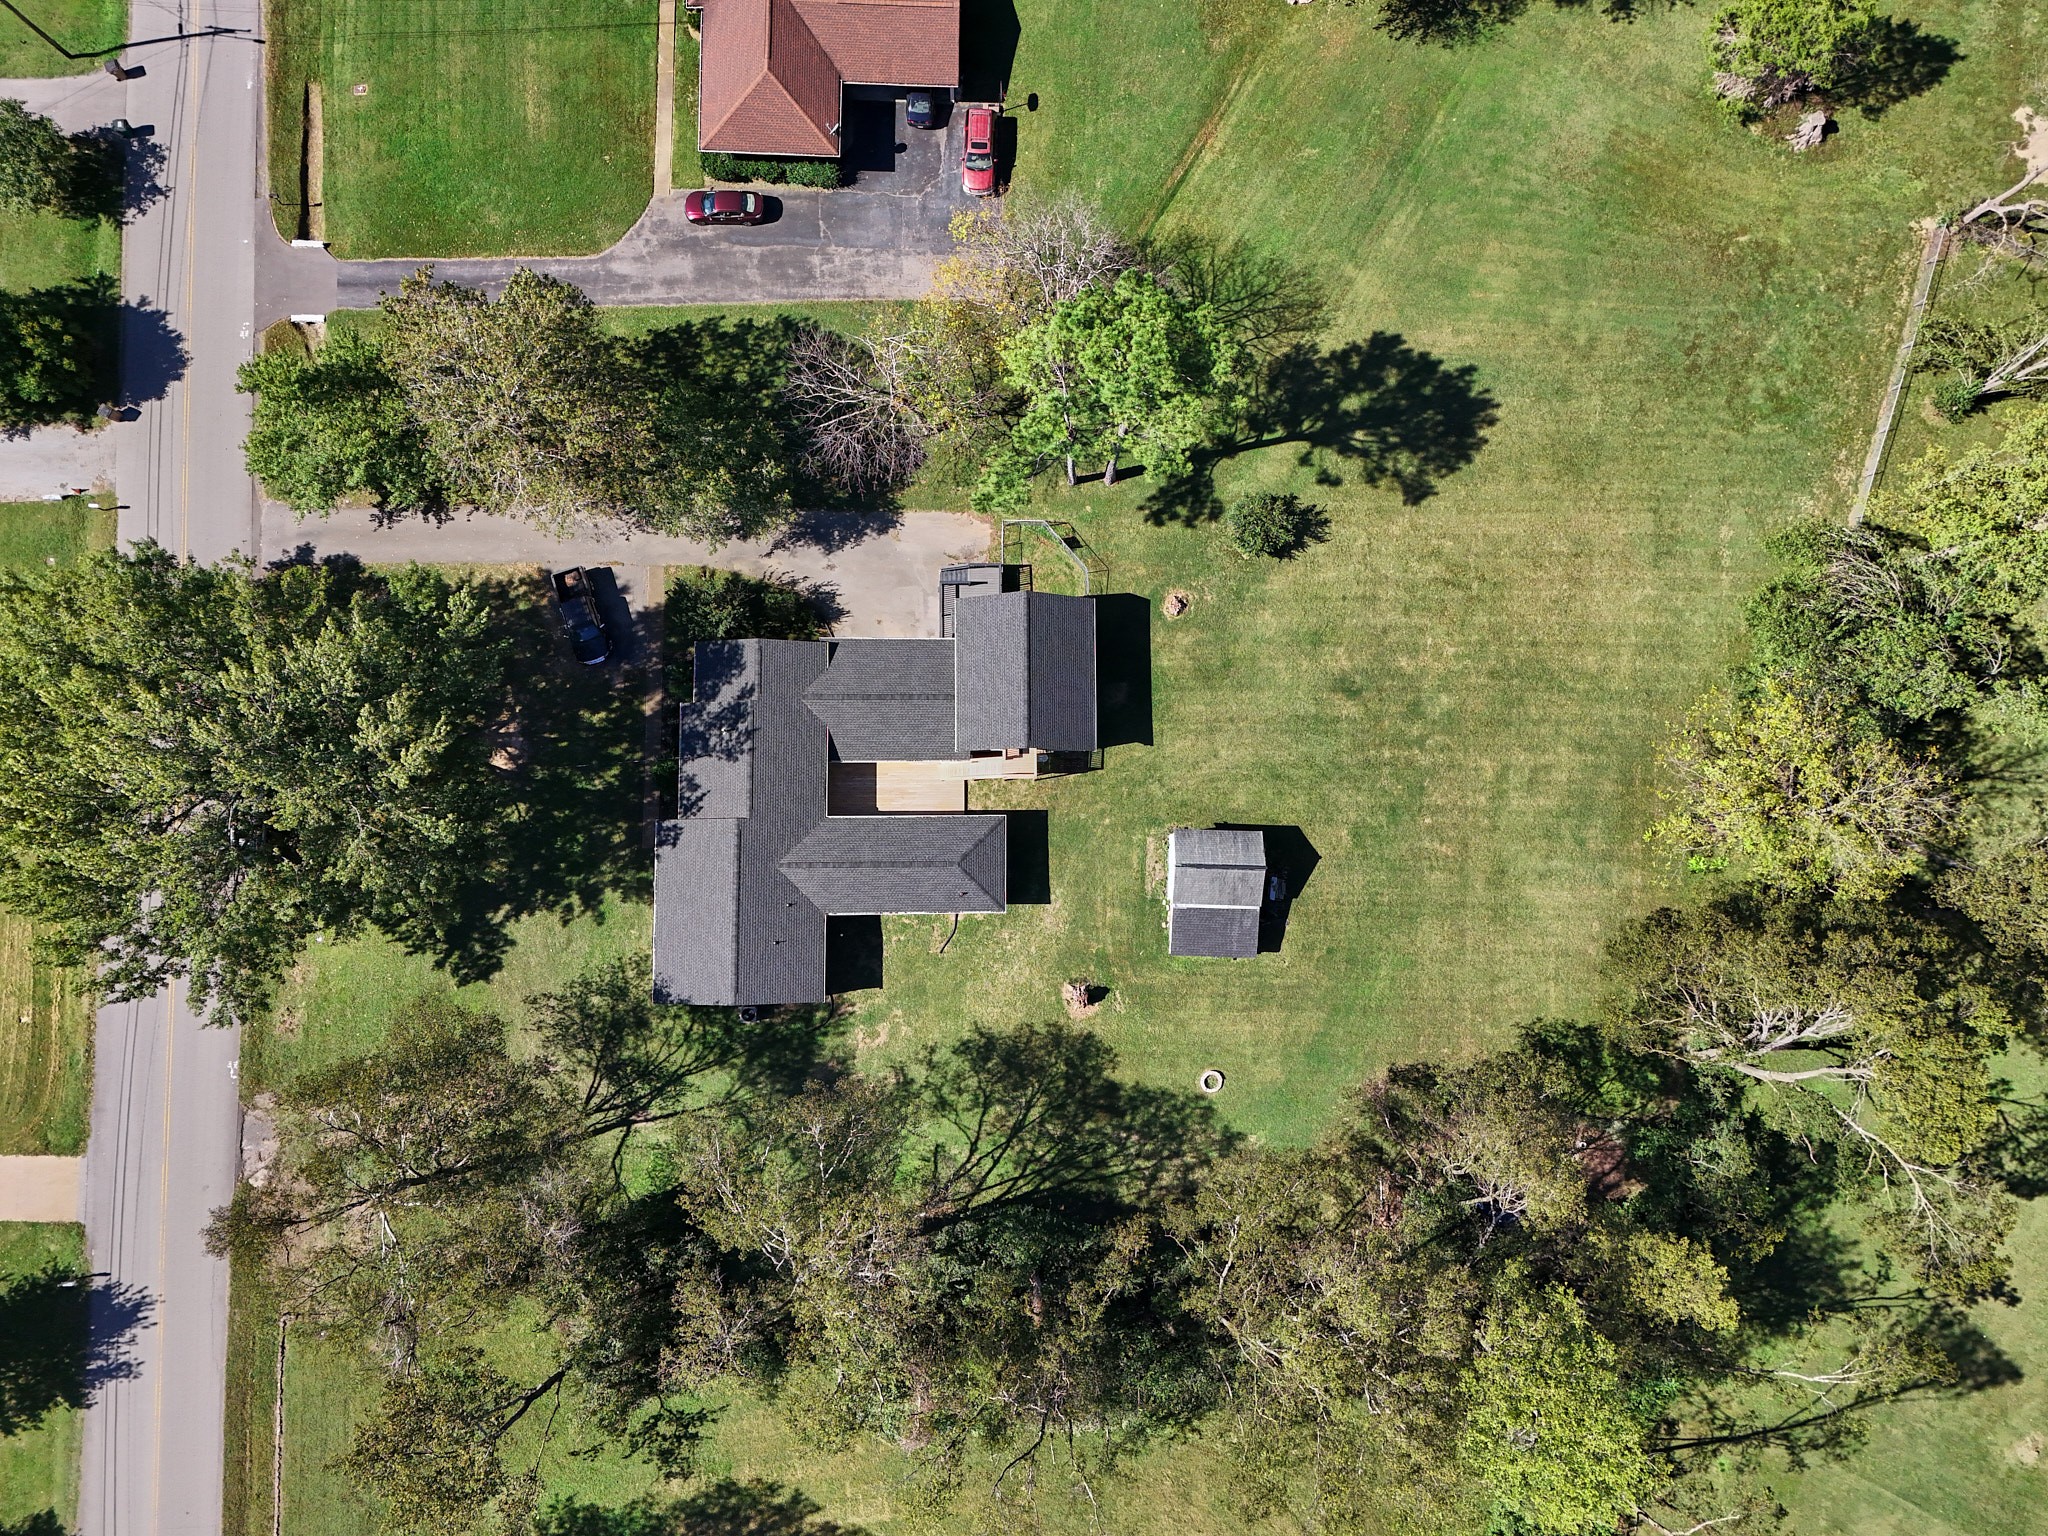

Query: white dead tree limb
[942,198,1140,323]
[1953,167,2048,269]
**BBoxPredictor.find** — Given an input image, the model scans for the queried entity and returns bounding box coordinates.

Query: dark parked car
[905,89,941,128]
[683,189,766,226]
[962,105,997,197]
[551,567,610,665]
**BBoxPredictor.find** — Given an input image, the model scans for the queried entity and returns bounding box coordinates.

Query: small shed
[1167,827,1266,958]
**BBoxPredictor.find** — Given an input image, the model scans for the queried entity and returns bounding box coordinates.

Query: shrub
[1224,491,1327,558]
[1931,371,1983,422]
[700,152,848,189]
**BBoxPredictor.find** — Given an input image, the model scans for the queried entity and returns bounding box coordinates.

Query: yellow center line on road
[149,978,179,1536]
[177,1,207,561]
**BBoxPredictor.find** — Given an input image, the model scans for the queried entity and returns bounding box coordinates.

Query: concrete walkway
[0,1154,83,1221]
[259,503,992,637]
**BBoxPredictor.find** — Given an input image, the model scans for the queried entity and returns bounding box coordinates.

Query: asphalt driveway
[330,95,983,310]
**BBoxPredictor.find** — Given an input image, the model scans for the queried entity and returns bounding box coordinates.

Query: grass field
[240,0,2048,1526]
[263,0,658,258]
[0,498,112,1157]
[0,1223,87,1532]
[0,0,125,75]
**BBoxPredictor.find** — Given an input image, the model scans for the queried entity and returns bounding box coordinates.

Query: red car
[961,106,998,197]
[684,189,766,225]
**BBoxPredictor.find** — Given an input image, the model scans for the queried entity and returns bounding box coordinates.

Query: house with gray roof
[1166,828,1268,959]
[653,570,1098,1007]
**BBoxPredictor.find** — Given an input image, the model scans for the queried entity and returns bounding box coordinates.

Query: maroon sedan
[684,189,767,226]
[962,105,998,197]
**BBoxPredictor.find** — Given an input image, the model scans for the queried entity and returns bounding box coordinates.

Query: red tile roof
[698,0,960,157]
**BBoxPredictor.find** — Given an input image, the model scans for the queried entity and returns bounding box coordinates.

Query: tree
[0,549,508,1022]
[1648,677,1956,899]
[378,268,658,531]
[0,99,76,215]
[981,270,1246,503]
[1867,408,2048,615]
[1709,0,1885,116]
[0,278,115,431]
[1913,314,2048,420]
[238,329,441,513]
[1457,1289,1660,1536]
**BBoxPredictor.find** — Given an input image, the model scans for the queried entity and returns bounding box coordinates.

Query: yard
[235,0,2048,1528]
[0,0,125,76]
[0,498,113,1156]
[263,0,658,257]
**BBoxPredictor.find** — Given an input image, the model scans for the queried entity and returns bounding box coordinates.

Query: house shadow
[825,915,883,995]
[1005,809,1049,903]
[1094,593,1152,748]
[960,0,1019,102]
[1218,822,1320,954]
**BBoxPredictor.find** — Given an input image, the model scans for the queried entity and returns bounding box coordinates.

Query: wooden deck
[828,753,1039,814]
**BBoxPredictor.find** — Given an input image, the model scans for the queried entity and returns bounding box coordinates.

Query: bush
[1224,491,1327,558]
[700,152,847,189]
[1931,371,1983,423]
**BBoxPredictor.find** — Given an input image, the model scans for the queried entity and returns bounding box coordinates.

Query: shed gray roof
[781,815,1006,914]
[954,592,1098,752]
[803,639,963,762]
[1170,905,1261,959]
[1167,827,1267,958]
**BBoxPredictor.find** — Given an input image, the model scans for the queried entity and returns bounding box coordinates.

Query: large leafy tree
[377,268,659,531]
[0,548,509,1021]
[237,329,441,513]
[1648,677,1956,899]
[0,99,78,215]
[978,269,1246,504]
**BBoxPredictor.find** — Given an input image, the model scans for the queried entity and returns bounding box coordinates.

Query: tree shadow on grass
[426,576,652,985]
[0,1263,150,1434]
[538,1480,867,1536]
[1144,332,1499,525]
[1834,17,1962,118]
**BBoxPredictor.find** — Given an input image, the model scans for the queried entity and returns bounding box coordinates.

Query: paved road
[261,503,992,637]
[82,990,241,1536]
[83,0,263,1532]
[333,99,976,309]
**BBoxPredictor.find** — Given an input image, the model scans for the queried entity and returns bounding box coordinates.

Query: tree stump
[1163,591,1191,618]
[1787,111,1831,152]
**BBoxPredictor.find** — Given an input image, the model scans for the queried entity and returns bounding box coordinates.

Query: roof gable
[804,639,962,762]
[781,815,1006,914]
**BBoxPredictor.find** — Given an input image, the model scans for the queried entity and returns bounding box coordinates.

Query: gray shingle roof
[1167,827,1267,958]
[1170,905,1261,959]
[731,640,831,1004]
[780,814,1006,914]
[652,818,742,1004]
[954,592,1098,752]
[803,639,963,761]
[678,640,757,818]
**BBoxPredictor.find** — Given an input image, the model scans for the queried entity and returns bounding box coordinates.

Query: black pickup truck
[550,567,611,665]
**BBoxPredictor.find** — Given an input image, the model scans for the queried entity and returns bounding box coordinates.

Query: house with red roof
[693,0,960,159]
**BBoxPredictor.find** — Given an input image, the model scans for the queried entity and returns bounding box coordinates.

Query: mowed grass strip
[266,0,658,258]
[0,0,126,76]
[0,499,111,1155]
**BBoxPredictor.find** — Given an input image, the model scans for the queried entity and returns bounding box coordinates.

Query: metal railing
[999,518,1107,595]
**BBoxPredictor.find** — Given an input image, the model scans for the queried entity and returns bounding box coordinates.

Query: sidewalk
[0,1154,83,1222]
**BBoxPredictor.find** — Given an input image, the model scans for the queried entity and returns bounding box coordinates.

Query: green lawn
[0,0,125,75]
[243,0,2048,1525]
[0,498,112,1157]
[0,1223,87,1533]
[0,208,118,294]
[264,0,658,258]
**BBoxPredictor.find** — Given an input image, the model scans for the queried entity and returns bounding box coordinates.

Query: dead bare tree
[782,325,932,493]
[940,198,1140,324]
